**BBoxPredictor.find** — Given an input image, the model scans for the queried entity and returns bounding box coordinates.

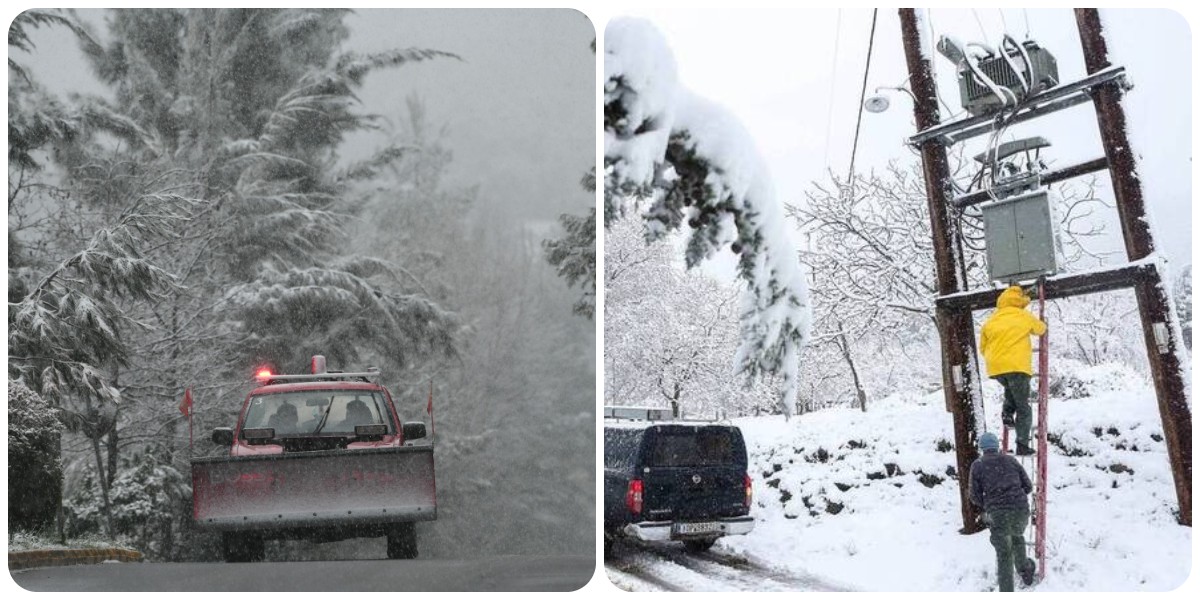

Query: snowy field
[706,363,1191,592]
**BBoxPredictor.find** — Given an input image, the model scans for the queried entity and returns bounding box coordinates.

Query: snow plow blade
[192,445,436,531]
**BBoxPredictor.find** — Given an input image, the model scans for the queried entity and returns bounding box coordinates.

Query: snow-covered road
[606,540,853,592]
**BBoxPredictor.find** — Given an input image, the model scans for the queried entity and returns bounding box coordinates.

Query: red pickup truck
[191,356,436,561]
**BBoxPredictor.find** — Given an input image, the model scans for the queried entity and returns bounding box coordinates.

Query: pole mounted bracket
[909,66,1128,147]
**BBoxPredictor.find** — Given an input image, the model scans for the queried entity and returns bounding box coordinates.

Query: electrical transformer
[958,41,1059,117]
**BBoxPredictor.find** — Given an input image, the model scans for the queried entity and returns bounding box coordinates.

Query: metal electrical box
[981,190,1058,283]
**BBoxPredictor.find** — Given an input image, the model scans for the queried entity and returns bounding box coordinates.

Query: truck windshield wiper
[311,396,335,434]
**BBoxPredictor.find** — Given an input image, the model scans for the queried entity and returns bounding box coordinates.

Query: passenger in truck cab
[337,399,374,432]
[268,402,299,435]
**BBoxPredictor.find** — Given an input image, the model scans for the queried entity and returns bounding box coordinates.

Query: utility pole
[1076,8,1191,526]
[899,8,985,534]
[898,8,1191,531]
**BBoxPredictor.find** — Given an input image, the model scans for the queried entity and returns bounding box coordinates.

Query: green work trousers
[988,507,1030,592]
[996,373,1032,447]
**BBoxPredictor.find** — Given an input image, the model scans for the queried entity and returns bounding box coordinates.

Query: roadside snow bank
[721,370,1189,591]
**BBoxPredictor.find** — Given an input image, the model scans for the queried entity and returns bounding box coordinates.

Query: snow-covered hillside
[717,362,1190,592]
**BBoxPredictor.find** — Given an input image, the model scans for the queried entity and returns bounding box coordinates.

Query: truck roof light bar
[257,372,384,384]
[603,406,674,421]
[603,405,733,423]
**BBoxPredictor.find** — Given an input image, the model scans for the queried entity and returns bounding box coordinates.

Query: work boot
[1018,558,1037,586]
[1016,443,1035,456]
[1002,413,1016,428]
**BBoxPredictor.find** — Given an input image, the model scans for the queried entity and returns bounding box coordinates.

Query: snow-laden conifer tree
[604,18,810,417]
[8,8,463,549]
[543,169,597,320]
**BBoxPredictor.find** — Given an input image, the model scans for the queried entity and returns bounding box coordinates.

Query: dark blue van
[604,414,754,556]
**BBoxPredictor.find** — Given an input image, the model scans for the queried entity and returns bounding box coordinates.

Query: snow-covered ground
[709,362,1191,592]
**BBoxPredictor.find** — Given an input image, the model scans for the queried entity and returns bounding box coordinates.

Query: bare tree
[792,158,1114,411]
[604,216,781,418]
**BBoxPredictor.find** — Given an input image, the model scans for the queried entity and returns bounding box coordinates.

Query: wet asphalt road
[10,555,596,592]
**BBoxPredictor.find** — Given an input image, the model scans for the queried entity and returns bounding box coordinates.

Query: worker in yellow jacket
[980,286,1047,456]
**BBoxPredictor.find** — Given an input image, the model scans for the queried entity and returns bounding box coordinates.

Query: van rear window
[604,429,643,469]
[647,429,735,467]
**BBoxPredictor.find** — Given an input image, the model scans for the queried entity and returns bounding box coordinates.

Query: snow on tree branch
[543,207,597,319]
[8,197,188,406]
[223,263,458,370]
[604,18,811,417]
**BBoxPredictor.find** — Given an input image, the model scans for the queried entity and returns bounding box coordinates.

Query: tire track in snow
[610,540,852,591]
[697,548,854,592]
[605,557,688,592]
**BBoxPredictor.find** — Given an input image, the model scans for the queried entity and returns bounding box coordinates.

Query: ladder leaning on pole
[1033,280,1049,581]
[999,278,1050,582]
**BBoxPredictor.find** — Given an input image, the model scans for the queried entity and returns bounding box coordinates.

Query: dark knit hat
[979,431,1000,453]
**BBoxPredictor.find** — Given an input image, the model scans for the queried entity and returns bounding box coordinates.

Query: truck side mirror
[212,427,234,446]
[402,422,426,441]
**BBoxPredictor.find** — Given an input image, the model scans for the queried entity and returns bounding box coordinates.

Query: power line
[823,9,843,169]
[971,8,990,45]
[925,9,961,120]
[847,8,879,188]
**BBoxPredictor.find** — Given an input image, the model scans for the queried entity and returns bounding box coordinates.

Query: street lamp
[863,85,918,114]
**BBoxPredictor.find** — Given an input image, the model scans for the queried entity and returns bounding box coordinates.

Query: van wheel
[603,533,615,559]
[683,538,716,553]
[387,523,418,559]
[223,532,265,562]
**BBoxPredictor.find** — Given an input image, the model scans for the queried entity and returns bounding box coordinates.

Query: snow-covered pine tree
[604,18,810,417]
[7,382,64,532]
[7,156,189,537]
[8,203,184,403]
[544,33,597,320]
[66,9,462,375]
[10,8,462,553]
[65,447,189,558]
[543,169,597,319]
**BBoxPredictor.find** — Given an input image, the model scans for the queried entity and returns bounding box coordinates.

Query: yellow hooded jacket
[980,286,1047,378]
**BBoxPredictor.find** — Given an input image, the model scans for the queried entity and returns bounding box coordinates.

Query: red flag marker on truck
[427,381,435,440]
[179,387,194,453]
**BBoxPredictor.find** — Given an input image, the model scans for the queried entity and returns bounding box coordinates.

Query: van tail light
[744,473,753,508]
[626,479,644,515]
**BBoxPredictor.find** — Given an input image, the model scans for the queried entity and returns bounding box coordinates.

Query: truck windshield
[242,391,392,436]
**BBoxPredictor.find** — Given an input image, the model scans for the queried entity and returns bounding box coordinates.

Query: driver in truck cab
[268,402,300,435]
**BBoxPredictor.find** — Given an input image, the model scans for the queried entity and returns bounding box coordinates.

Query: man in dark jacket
[969,431,1036,591]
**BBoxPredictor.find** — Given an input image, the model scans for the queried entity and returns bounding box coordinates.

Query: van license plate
[673,522,721,535]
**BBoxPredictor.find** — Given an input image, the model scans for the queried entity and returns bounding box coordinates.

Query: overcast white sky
[5,8,1194,269]
[612,8,1192,270]
[344,9,595,221]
